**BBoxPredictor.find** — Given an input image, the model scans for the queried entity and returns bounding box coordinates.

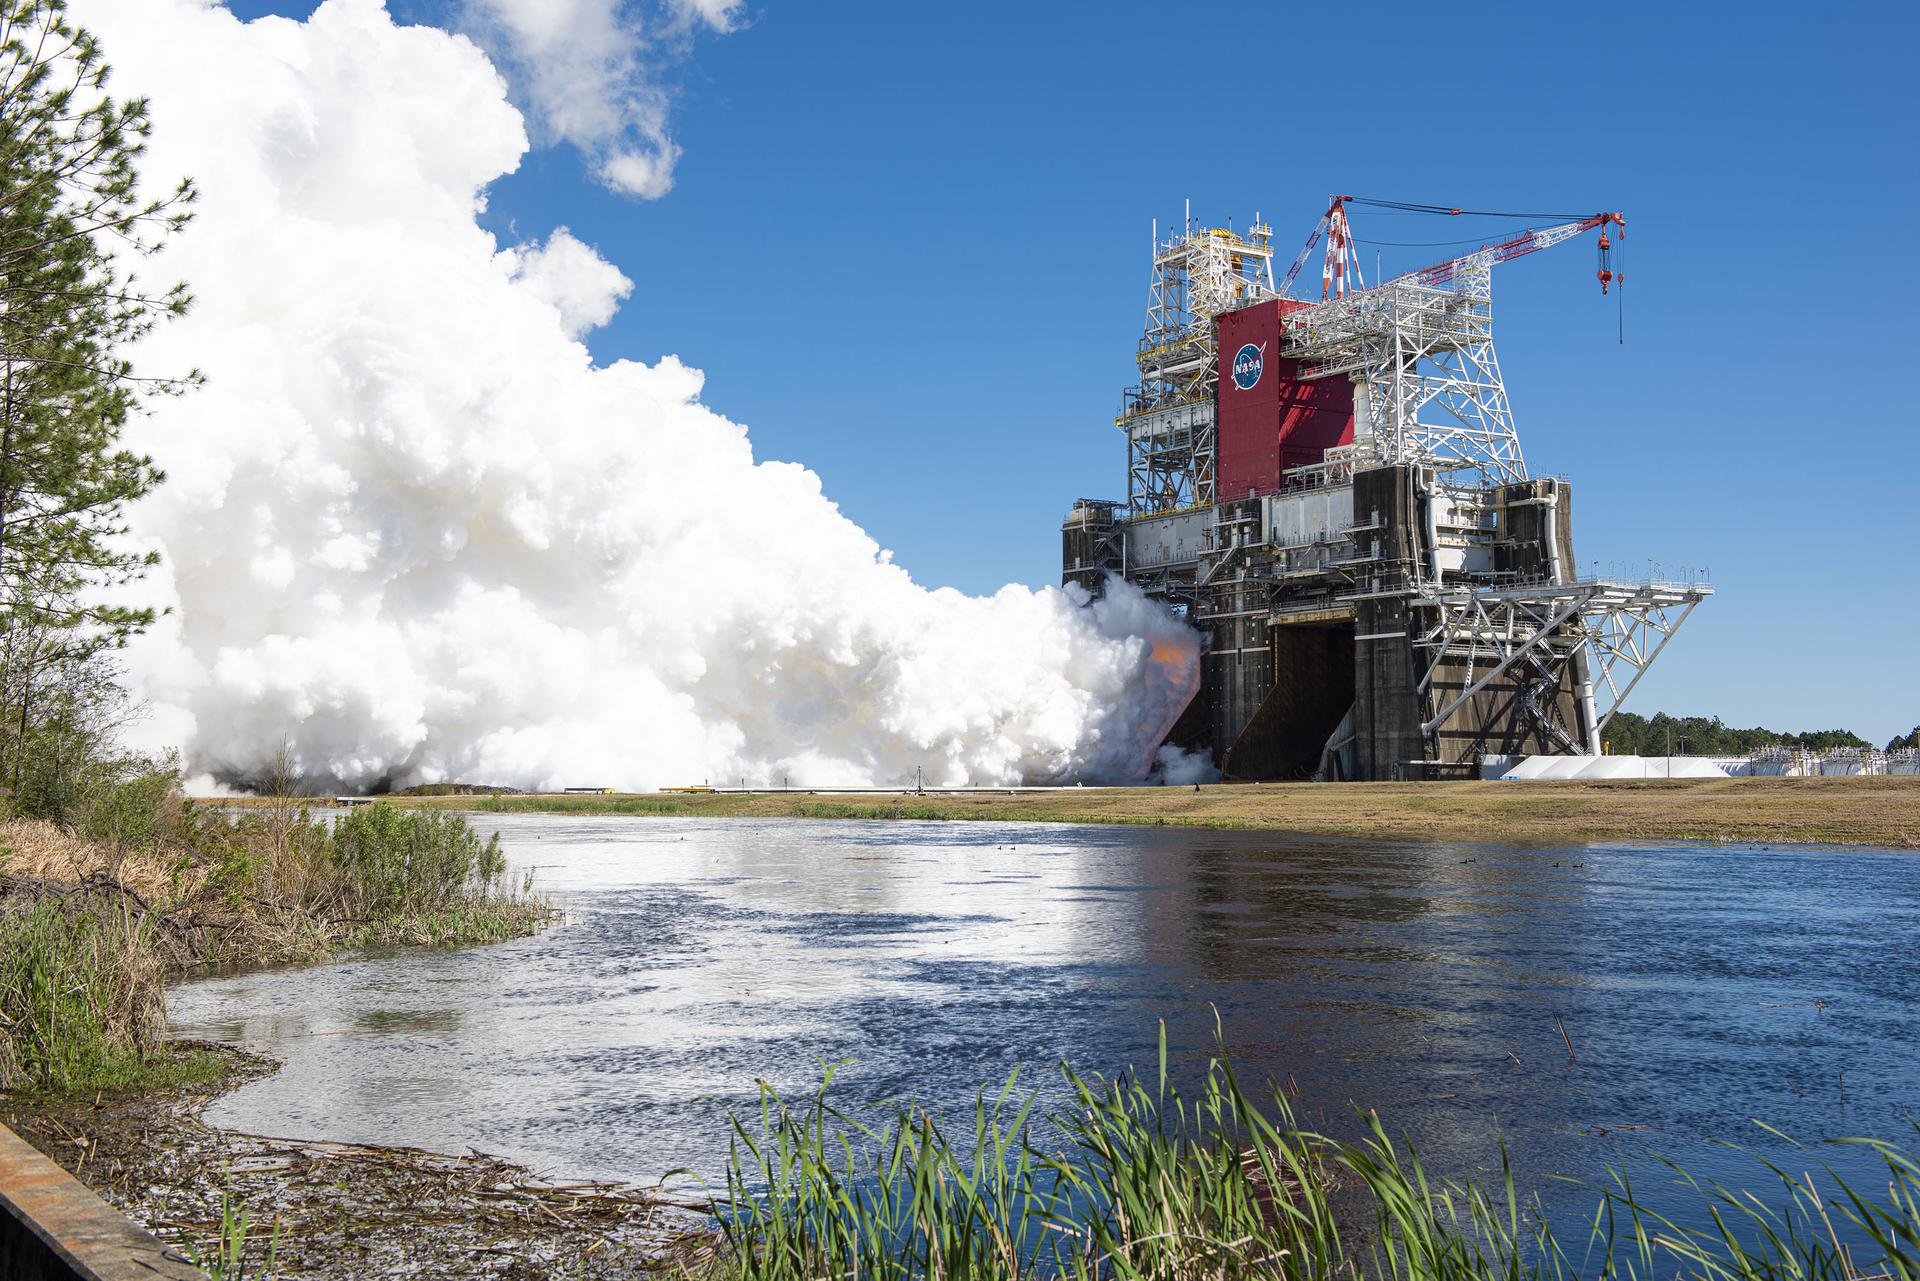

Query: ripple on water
[168,816,1920,1226]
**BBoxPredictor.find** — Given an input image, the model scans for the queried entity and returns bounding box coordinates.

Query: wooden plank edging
[0,1120,202,1280]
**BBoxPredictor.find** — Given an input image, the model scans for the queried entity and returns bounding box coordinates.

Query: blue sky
[224,0,1917,743]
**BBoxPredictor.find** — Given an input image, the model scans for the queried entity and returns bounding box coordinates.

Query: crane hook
[1595,211,1625,295]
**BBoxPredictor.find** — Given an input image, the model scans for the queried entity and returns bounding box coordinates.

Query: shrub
[198,804,333,908]
[79,764,182,861]
[329,803,507,918]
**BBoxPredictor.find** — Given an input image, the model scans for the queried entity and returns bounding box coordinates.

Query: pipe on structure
[1542,482,1604,754]
[1349,377,1374,456]
[1578,665,1604,756]
[1543,481,1562,581]
[1422,477,1444,587]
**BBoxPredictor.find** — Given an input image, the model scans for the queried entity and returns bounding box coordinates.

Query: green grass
[792,802,969,822]
[0,1046,231,1101]
[788,801,1267,831]
[696,1030,1920,1281]
[341,898,555,949]
[187,1193,280,1280]
[373,779,1920,850]
[0,903,237,1096]
[474,795,692,816]
[75,1046,233,1095]
[0,905,225,1095]
[467,794,1264,829]
[0,905,163,1093]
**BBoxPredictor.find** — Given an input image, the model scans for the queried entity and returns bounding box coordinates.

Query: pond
[170,815,1920,1228]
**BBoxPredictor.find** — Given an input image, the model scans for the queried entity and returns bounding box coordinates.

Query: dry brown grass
[369,776,1920,849]
[4,817,168,893]
[0,813,334,971]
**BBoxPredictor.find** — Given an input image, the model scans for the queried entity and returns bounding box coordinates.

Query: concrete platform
[0,1121,200,1280]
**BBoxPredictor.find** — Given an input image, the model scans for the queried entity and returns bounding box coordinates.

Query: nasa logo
[1231,342,1263,391]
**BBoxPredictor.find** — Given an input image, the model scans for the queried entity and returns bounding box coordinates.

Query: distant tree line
[1603,712,1915,757]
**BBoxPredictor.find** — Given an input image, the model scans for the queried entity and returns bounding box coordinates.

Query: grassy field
[258,776,1920,849]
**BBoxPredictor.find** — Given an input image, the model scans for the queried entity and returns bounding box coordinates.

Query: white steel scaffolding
[1121,214,1276,516]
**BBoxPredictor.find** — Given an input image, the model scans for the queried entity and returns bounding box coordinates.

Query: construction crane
[1282,196,1624,300]
[1276,196,1627,488]
[1397,210,1625,294]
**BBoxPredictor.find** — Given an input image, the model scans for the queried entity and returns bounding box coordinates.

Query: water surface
[171,816,1920,1224]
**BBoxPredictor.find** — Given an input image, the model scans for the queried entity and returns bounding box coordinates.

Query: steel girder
[1280,269,1528,488]
[1125,221,1277,517]
[1410,578,1712,748]
[1123,399,1213,515]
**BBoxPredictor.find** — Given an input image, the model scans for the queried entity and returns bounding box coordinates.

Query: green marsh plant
[701,1030,1920,1281]
[0,902,160,1091]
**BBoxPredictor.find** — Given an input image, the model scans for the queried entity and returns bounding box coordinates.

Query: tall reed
[700,1032,1920,1281]
[0,904,163,1092]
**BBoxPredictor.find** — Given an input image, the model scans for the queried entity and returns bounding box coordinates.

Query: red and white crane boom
[1399,211,1625,294]
[1285,196,1626,302]
[1274,197,1626,487]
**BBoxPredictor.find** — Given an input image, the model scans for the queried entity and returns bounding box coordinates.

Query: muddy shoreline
[4,1041,717,1278]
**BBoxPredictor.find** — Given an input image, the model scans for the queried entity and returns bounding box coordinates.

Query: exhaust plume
[80,0,1204,792]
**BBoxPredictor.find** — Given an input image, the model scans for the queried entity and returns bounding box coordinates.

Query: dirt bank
[1,807,704,1277]
[5,1043,715,1279]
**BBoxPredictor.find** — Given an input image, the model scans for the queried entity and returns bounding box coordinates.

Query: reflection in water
[170,817,1920,1226]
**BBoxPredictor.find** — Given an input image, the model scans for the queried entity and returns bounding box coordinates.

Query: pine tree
[0,0,196,799]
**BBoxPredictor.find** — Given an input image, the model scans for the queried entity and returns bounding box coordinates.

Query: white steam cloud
[500,228,634,338]
[78,0,1202,793]
[461,0,717,199]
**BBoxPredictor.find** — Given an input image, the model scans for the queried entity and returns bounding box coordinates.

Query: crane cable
[1344,197,1594,221]
[1616,228,1627,345]
[1308,196,1630,327]
[1356,197,1629,326]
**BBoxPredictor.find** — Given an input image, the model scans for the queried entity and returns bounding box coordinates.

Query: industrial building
[1063,197,1711,780]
